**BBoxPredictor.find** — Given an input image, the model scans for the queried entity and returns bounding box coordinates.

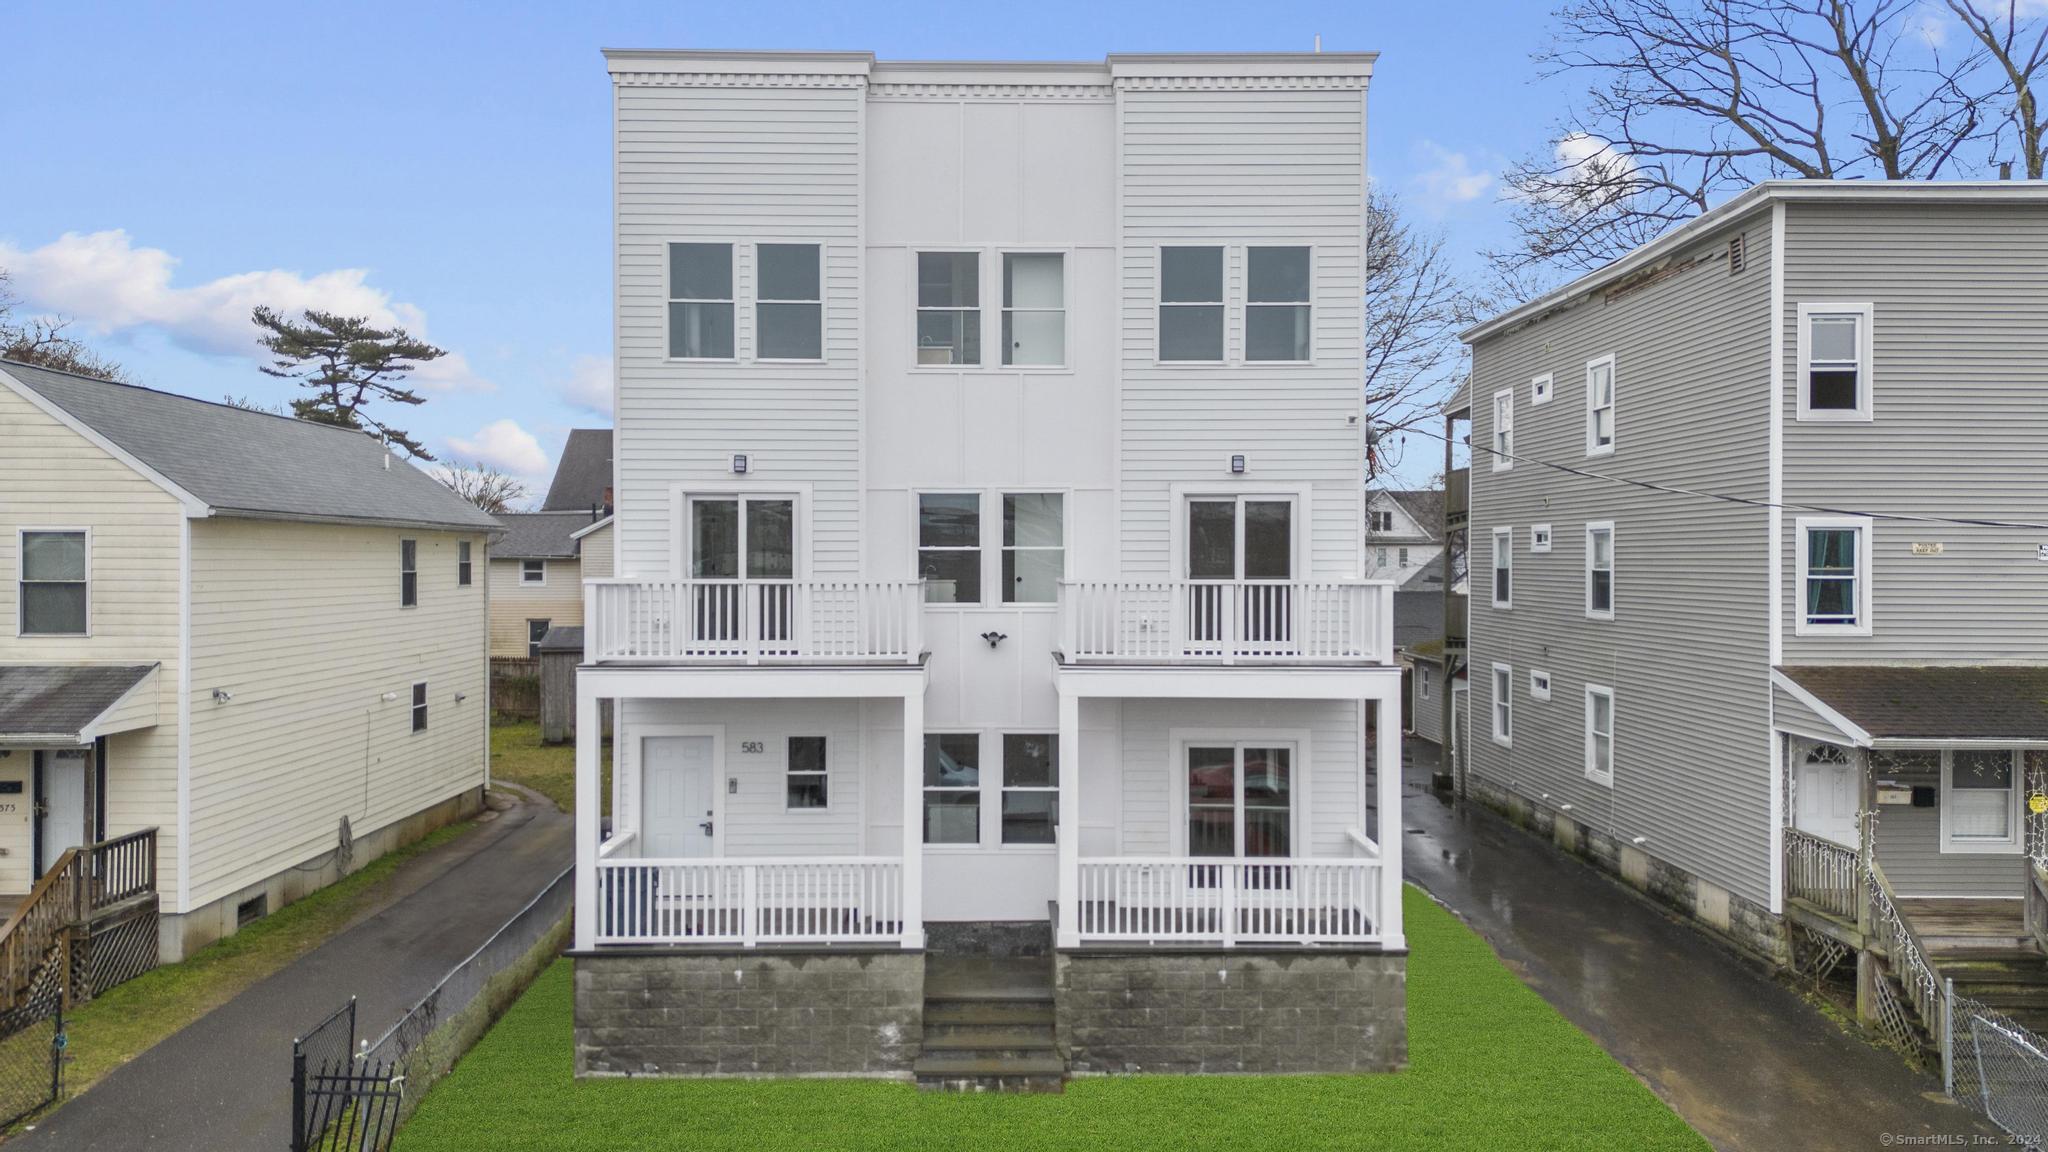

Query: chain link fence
[1947,981,2048,1143]
[0,949,64,1128]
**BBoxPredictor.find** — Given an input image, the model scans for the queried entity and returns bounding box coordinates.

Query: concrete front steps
[914,956,1066,1093]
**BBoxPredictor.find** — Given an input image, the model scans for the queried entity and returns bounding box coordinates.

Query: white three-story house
[571,49,1405,1087]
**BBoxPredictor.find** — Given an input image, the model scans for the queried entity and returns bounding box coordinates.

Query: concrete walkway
[16,790,570,1152]
[1401,738,2001,1151]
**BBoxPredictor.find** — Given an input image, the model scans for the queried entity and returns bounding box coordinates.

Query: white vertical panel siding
[487,558,583,659]
[621,697,865,855]
[185,519,488,909]
[1466,212,1777,908]
[0,384,184,900]
[613,78,865,579]
[1117,87,1366,578]
[1780,202,2048,663]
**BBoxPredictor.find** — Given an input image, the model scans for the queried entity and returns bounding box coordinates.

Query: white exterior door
[1450,684,1469,779]
[1796,747,1862,850]
[39,750,89,873]
[642,736,716,858]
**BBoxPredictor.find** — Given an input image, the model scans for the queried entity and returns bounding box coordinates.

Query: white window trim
[1167,484,1313,583]
[1794,515,1874,637]
[1419,674,1431,701]
[526,618,551,660]
[664,239,738,364]
[922,729,988,850]
[998,490,1068,608]
[914,490,989,609]
[998,249,1071,370]
[410,680,429,734]
[912,248,987,371]
[1531,524,1552,554]
[1491,664,1513,747]
[1531,372,1553,405]
[1491,388,1515,471]
[1795,301,1875,423]
[1490,527,1513,610]
[997,732,1061,849]
[457,540,473,587]
[784,733,832,813]
[1585,354,1617,457]
[1530,670,1551,701]
[1167,727,1311,858]
[1938,749,2024,855]
[1244,245,1314,364]
[669,484,815,583]
[16,526,91,638]
[1156,244,1229,366]
[520,558,547,586]
[1585,684,1615,787]
[1585,520,1616,621]
[753,241,826,364]
[400,538,419,609]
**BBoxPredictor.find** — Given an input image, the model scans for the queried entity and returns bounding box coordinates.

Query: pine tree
[251,306,443,459]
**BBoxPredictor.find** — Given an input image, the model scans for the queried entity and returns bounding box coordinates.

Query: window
[1001,734,1058,845]
[1492,664,1513,746]
[690,497,795,580]
[411,682,428,733]
[668,243,735,359]
[527,619,550,659]
[401,539,418,607]
[1188,497,1293,581]
[1585,685,1614,786]
[1796,516,1872,635]
[1375,547,1389,567]
[1491,389,1514,471]
[1002,253,1065,366]
[916,252,980,365]
[520,559,545,585]
[1399,547,1411,567]
[1419,674,1431,701]
[1798,303,1873,420]
[1159,246,1224,361]
[1943,750,2020,853]
[1246,246,1311,361]
[1530,670,1551,701]
[1370,509,1394,533]
[457,540,472,587]
[787,736,828,810]
[1586,522,1615,619]
[1531,524,1552,553]
[1187,743,1294,860]
[757,243,822,360]
[18,530,87,635]
[1532,372,1553,405]
[918,494,981,605]
[1491,528,1512,609]
[924,733,981,844]
[1586,355,1616,455]
[1002,493,1062,604]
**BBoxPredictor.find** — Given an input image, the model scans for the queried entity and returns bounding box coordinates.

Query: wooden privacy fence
[490,658,541,719]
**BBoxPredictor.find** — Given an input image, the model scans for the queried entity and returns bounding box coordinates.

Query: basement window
[236,894,268,930]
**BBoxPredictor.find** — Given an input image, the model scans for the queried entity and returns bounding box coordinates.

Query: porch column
[900,689,925,949]
[1057,688,1081,948]
[1375,693,1405,950]
[573,684,601,951]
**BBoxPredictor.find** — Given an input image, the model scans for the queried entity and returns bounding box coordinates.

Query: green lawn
[394,887,1706,1151]
[491,719,609,815]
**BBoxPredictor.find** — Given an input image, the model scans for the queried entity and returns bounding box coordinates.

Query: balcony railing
[1073,856,1382,945]
[592,855,905,946]
[1058,580,1390,665]
[585,579,924,664]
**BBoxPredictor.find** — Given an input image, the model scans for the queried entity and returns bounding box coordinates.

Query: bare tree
[1496,0,2007,274]
[435,460,528,515]
[1365,189,1471,480]
[1950,1,2048,178]
[0,270,129,381]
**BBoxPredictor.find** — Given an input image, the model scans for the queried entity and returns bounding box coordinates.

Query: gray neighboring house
[541,429,613,514]
[1455,181,2048,1038]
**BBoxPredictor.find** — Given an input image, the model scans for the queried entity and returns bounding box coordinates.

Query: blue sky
[3,0,1565,496]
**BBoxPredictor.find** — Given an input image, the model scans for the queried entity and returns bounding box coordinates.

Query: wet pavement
[1401,738,2003,1151]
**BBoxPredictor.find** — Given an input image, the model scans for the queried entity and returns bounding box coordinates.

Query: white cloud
[559,354,613,416]
[1413,142,1495,205]
[446,418,549,477]
[1910,4,1950,48]
[0,229,491,392]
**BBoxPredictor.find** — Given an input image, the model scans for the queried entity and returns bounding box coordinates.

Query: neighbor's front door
[1796,746,1862,850]
[642,736,716,858]
[38,749,90,873]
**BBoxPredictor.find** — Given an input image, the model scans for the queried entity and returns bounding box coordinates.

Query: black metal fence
[0,949,64,1128]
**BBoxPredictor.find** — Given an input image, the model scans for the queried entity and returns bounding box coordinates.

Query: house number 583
[740,741,765,754]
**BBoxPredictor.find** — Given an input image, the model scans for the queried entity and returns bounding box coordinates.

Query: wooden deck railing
[1784,827,1861,922]
[0,827,158,1009]
[2025,862,2048,955]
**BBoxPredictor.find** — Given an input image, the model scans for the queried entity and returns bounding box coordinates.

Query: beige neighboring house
[0,359,497,959]
[487,512,610,661]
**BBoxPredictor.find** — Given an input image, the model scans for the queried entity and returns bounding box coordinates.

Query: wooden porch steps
[915,956,1065,1093]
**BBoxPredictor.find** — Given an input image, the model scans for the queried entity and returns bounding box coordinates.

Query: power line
[1387,421,2048,532]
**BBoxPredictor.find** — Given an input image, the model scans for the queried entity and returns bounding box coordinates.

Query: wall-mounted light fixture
[211,688,234,705]
[1229,454,1247,474]
[980,631,1008,649]
[731,453,749,474]
[454,692,468,704]
[380,691,401,703]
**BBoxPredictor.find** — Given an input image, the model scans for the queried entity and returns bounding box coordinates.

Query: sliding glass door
[1186,498,1293,651]
[689,497,795,648]
[1187,742,1295,873]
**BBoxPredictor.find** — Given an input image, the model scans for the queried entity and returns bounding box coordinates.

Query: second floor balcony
[1058,580,1391,666]
[585,578,925,664]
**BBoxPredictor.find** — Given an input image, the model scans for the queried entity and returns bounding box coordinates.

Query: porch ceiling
[1775,665,2048,744]
[0,663,159,745]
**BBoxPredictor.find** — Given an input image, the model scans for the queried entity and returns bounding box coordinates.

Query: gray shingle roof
[0,664,155,741]
[2,360,500,533]
[541,429,613,513]
[1777,665,2048,742]
[1392,590,1444,652]
[494,511,602,560]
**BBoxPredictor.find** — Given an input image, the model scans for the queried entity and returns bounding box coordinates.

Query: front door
[642,736,716,858]
[1796,744,1862,850]
[1186,497,1294,651]
[38,749,89,873]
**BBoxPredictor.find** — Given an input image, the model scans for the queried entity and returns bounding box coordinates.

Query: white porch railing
[1073,857,1382,945]
[1058,580,1391,665]
[585,579,923,664]
[592,857,904,946]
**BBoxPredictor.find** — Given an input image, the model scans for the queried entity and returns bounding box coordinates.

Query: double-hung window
[1491,528,1512,609]
[1246,246,1311,361]
[457,540,472,587]
[924,733,981,844]
[1586,355,1616,455]
[1002,253,1065,366]
[1491,389,1514,470]
[1370,509,1393,533]
[668,243,735,360]
[756,243,822,361]
[410,682,429,733]
[1159,246,1224,362]
[1944,750,2020,853]
[18,530,87,636]
[1798,303,1873,420]
[1585,685,1614,786]
[1586,522,1615,619]
[1001,734,1058,845]
[1796,516,1871,635]
[521,559,545,585]
[1492,664,1513,746]
[917,252,981,366]
[787,736,828,810]
[1001,493,1063,604]
[400,539,418,607]
[918,493,982,605]
[527,619,550,659]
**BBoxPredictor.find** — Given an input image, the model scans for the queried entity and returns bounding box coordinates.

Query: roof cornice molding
[611,70,867,89]
[1112,74,1368,92]
[868,82,1114,102]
